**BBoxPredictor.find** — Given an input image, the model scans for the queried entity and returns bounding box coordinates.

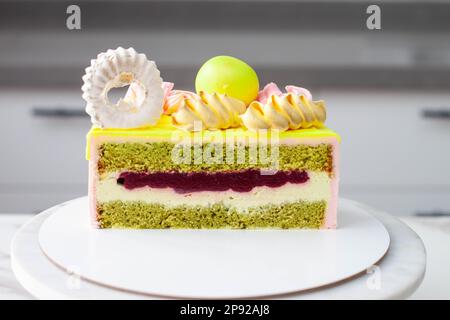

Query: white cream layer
[96,171,331,212]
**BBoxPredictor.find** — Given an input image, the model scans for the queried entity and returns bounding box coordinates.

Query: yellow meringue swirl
[172,91,246,131]
[240,93,326,131]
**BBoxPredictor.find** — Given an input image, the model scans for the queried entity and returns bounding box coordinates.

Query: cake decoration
[257,82,312,103]
[162,82,200,115]
[285,85,313,100]
[84,48,340,229]
[82,47,164,128]
[195,55,259,105]
[162,81,174,108]
[241,93,326,131]
[171,91,246,131]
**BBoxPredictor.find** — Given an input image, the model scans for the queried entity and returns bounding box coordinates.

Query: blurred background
[0,0,449,216]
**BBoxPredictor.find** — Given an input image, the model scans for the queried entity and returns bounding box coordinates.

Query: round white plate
[38,197,390,299]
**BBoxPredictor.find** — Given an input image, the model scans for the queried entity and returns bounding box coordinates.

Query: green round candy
[195,56,259,105]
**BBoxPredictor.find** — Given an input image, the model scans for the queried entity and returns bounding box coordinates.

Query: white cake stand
[11,198,426,299]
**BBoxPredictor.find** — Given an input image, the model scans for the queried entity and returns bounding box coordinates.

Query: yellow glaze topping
[241,94,326,131]
[86,115,340,160]
[172,91,246,131]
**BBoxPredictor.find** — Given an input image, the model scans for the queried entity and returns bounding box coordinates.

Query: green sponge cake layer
[98,142,333,174]
[97,200,327,229]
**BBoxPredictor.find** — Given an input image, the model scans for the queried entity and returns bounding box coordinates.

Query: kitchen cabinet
[323,89,450,215]
[0,88,89,212]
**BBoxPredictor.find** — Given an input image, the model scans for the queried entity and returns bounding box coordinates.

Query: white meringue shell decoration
[82,47,164,128]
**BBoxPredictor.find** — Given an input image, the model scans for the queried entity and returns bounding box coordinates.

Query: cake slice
[82,48,340,229]
[86,116,339,229]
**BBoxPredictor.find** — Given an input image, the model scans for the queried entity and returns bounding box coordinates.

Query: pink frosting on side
[257,83,313,104]
[88,137,100,228]
[324,138,339,229]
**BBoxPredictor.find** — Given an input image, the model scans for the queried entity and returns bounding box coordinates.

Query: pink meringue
[162,82,174,102]
[257,82,312,104]
[162,82,199,115]
[256,83,283,104]
[285,85,312,100]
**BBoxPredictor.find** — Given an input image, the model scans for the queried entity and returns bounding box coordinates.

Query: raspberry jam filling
[117,170,309,193]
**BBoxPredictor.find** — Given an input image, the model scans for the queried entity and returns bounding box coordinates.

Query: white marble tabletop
[0,214,34,299]
[1,213,450,300]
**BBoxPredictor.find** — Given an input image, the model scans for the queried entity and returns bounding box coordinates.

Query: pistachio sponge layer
[97,142,333,174]
[97,200,327,229]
